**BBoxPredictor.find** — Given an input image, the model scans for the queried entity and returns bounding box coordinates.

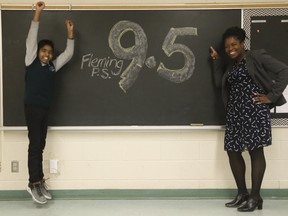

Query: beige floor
[1,199,288,216]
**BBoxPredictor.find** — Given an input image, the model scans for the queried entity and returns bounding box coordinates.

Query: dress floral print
[224,59,272,152]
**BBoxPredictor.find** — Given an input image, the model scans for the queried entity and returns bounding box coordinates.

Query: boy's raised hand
[33,1,45,21]
[35,1,45,11]
[65,20,74,39]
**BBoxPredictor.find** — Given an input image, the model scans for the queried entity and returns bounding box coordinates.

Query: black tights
[227,147,266,199]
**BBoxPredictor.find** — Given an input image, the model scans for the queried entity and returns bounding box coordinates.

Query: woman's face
[38,45,53,64]
[224,36,245,62]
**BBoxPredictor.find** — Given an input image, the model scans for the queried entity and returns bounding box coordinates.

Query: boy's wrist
[67,32,74,39]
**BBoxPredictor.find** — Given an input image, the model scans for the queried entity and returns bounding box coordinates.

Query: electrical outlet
[50,159,59,174]
[11,161,19,173]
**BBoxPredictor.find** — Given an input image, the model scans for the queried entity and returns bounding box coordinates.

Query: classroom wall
[1,0,288,192]
[1,129,288,190]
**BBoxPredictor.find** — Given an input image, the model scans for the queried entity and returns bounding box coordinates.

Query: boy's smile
[38,45,53,64]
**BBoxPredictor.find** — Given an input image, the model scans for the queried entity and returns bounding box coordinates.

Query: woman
[210,26,288,212]
[25,1,74,204]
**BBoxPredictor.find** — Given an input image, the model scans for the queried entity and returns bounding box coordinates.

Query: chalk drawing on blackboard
[157,27,197,83]
[145,56,157,69]
[109,21,198,92]
[81,54,124,79]
[109,20,148,93]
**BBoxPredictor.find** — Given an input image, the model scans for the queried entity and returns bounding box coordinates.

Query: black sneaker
[40,179,52,200]
[27,182,47,204]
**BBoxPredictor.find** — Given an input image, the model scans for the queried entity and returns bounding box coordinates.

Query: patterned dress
[224,59,272,152]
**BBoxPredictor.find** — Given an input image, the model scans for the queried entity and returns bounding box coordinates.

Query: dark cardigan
[212,49,288,109]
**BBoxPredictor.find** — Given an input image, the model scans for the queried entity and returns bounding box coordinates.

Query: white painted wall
[0,0,288,191]
[1,128,288,190]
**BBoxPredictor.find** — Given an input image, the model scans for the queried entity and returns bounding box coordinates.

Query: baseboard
[0,189,287,201]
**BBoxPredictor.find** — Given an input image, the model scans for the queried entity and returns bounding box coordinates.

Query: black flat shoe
[237,197,263,212]
[225,193,249,208]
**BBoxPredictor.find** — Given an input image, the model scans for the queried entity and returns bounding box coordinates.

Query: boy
[25,1,74,204]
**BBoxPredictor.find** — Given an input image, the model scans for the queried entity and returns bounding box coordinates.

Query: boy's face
[38,45,53,64]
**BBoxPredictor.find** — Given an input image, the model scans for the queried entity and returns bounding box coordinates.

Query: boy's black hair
[37,39,54,53]
[222,26,246,43]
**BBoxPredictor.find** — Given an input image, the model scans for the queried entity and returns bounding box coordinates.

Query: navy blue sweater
[24,58,56,108]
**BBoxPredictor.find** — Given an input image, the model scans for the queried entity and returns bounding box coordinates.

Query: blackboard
[2,9,241,126]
